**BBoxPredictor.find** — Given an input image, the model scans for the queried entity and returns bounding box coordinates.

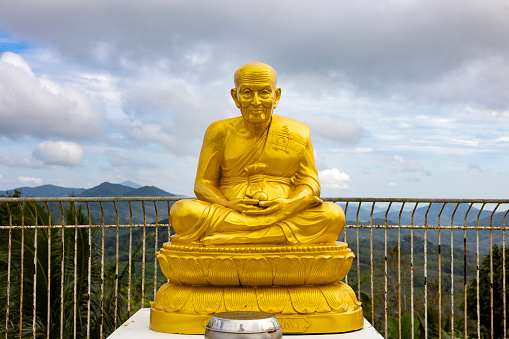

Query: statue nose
[251,92,261,105]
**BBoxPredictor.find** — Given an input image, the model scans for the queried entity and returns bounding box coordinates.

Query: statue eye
[241,89,252,96]
[260,90,271,96]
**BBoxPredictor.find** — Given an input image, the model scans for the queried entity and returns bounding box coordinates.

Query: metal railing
[1,196,508,338]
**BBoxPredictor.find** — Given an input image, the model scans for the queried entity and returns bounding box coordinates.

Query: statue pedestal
[108,308,383,338]
[151,242,363,334]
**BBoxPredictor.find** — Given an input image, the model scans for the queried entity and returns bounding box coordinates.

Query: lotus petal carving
[156,242,354,286]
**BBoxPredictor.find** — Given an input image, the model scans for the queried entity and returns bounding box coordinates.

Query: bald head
[231,62,281,125]
[234,62,277,89]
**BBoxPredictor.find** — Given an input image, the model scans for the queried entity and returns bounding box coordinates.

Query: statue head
[231,62,281,125]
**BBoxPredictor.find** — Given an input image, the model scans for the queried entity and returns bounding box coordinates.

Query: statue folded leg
[170,199,344,245]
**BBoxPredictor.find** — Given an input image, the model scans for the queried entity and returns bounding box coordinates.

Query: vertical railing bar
[411,202,418,339]
[73,202,78,339]
[5,202,12,339]
[167,201,170,283]
[504,208,509,339]
[464,203,473,339]
[18,202,24,339]
[356,202,362,301]
[476,203,486,339]
[142,201,147,309]
[343,201,348,285]
[438,203,446,339]
[154,201,159,299]
[398,202,405,339]
[128,201,133,318]
[384,202,392,339]
[45,202,52,339]
[32,202,38,339]
[59,202,64,339]
[343,201,348,284]
[114,201,119,330]
[100,202,105,339]
[489,204,500,339]
[450,203,460,339]
[167,201,171,243]
[424,202,432,339]
[86,201,92,339]
[370,202,375,326]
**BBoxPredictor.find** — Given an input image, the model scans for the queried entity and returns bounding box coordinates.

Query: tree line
[0,191,151,338]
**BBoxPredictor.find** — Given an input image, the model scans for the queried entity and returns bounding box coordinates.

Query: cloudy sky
[0,0,508,198]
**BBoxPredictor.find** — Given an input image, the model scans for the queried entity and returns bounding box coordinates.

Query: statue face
[231,63,281,125]
[237,82,277,123]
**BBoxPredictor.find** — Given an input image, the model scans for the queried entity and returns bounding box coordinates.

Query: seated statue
[170,62,345,245]
[152,63,363,335]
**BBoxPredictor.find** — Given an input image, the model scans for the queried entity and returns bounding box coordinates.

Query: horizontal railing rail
[1,196,508,338]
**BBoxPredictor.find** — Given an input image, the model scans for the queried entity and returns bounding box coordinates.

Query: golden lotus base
[151,242,363,334]
[156,242,355,286]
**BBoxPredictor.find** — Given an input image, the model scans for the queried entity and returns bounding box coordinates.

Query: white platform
[108,308,383,338]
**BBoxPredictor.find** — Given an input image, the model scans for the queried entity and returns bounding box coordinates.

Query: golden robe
[170,115,344,245]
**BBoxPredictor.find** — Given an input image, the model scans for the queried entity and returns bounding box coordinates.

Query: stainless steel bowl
[205,311,282,339]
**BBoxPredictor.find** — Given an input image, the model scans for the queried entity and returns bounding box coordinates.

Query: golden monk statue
[170,62,344,245]
[151,63,363,335]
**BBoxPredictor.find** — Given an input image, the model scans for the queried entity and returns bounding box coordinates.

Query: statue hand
[243,198,290,215]
[225,198,262,213]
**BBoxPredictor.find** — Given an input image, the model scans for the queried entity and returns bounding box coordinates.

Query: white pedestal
[108,309,383,338]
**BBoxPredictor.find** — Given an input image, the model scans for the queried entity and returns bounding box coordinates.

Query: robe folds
[170,115,344,245]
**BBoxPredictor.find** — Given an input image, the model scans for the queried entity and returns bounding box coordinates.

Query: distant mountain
[79,182,135,197]
[0,181,178,199]
[121,185,176,197]
[78,182,177,198]
[121,180,142,189]
[0,184,86,197]
[75,182,179,224]
[1,181,181,224]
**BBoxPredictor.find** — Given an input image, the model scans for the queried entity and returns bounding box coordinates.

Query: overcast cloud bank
[0,0,508,198]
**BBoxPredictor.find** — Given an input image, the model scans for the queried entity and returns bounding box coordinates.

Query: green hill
[79,182,137,197]
[0,184,86,197]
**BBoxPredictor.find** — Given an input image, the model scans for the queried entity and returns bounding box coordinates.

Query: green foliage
[0,190,23,226]
[348,274,372,319]
[466,244,508,338]
[0,200,137,338]
[388,314,421,339]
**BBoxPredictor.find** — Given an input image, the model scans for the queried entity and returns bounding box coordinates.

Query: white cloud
[467,164,486,173]
[391,155,424,172]
[123,78,201,118]
[32,141,84,166]
[0,152,44,168]
[0,52,104,139]
[354,148,373,153]
[319,168,351,190]
[389,182,397,186]
[297,114,364,144]
[116,120,184,153]
[18,176,43,186]
[106,149,154,168]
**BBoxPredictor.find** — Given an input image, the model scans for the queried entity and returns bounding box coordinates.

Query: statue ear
[231,88,241,108]
[273,88,281,109]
